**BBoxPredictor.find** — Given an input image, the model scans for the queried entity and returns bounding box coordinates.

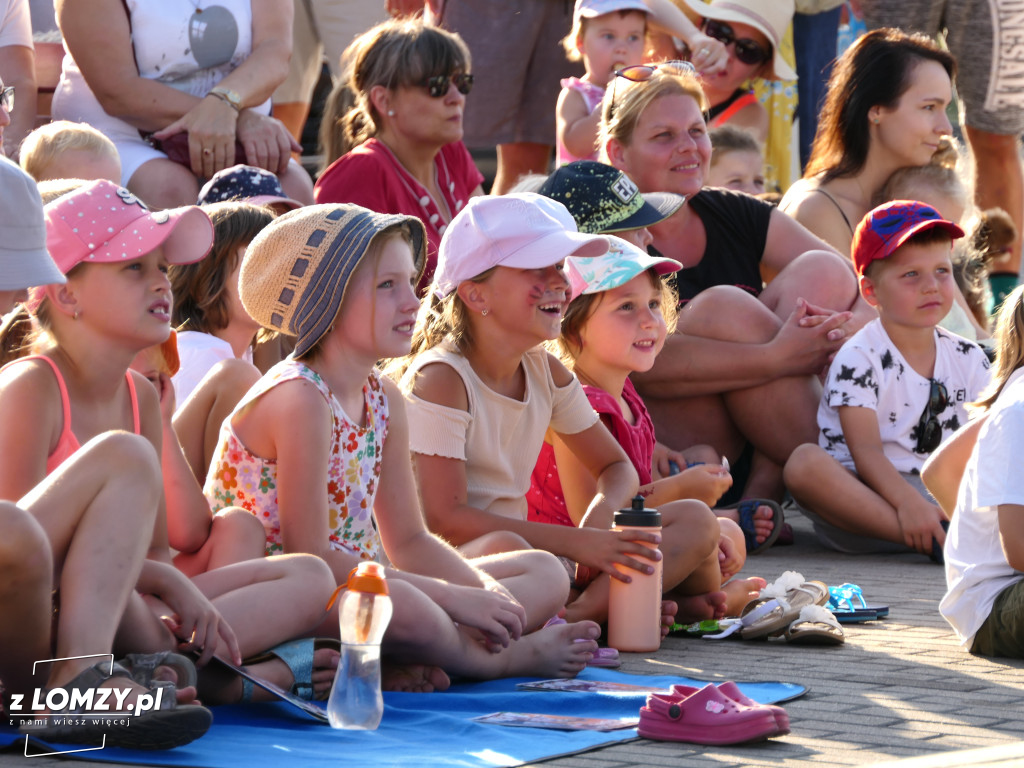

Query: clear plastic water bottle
[327,562,393,730]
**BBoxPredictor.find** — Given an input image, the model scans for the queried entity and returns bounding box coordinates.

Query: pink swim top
[1,355,141,474]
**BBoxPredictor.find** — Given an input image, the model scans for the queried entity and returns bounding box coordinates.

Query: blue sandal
[239,637,339,702]
[720,499,784,555]
[828,583,888,623]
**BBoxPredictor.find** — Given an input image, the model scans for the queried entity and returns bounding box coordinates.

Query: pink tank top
[0,355,141,474]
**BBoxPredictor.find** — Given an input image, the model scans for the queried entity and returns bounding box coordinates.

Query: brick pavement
[4,506,1024,768]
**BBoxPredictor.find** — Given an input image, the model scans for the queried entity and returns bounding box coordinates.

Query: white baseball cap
[432,193,610,298]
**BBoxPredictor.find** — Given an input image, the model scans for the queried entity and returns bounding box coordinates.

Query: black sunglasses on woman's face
[702,19,770,67]
[421,73,474,98]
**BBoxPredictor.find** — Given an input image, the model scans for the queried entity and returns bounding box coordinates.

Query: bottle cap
[346,561,390,595]
[613,495,661,527]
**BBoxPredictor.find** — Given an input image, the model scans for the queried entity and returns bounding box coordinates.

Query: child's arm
[922,416,986,517]
[641,0,728,74]
[136,374,242,666]
[0,361,61,500]
[411,363,658,581]
[556,86,602,161]
[151,372,214,553]
[841,405,948,553]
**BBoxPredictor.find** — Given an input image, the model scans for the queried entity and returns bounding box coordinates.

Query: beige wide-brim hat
[682,0,796,81]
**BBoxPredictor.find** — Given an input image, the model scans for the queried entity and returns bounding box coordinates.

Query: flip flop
[719,499,784,555]
[828,583,888,622]
[784,605,845,645]
[741,571,829,617]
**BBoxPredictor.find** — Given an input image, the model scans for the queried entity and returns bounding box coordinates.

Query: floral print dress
[204,359,387,561]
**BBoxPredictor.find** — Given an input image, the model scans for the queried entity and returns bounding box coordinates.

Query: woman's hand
[568,526,662,583]
[771,298,852,377]
[236,110,302,176]
[152,95,239,179]
[687,31,728,76]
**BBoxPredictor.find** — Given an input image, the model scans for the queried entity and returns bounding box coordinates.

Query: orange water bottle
[607,496,662,652]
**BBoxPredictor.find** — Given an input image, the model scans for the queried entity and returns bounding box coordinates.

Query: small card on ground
[515,678,666,694]
[211,655,329,723]
[473,712,639,731]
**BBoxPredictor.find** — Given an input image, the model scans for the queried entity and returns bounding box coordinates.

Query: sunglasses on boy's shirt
[701,19,770,67]
[420,73,474,98]
[914,378,950,455]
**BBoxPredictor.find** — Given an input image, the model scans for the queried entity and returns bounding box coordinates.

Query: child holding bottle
[396,193,731,634]
[529,237,766,616]
[205,202,602,684]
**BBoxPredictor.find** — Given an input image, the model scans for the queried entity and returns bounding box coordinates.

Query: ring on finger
[202,148,212,156]
[699,47,710,56]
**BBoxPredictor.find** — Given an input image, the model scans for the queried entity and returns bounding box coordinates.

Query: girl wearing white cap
[396,194,740,635]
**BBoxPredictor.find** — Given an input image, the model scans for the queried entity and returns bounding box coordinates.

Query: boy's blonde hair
[599,66,707,160]
[551,269,678,369]
[560,9,649,63]
[973,284,1024,413]
[19,121,119,182]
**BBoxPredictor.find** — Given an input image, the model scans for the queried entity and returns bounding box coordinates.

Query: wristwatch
[207,86,241,112]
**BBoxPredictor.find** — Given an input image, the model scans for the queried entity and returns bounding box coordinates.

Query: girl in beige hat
[207,201,603,684]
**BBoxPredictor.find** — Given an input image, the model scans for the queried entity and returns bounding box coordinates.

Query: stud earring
[481,308,489,317]
[73,309,80,320]
[387,109,395,116]
[872,117,880,124]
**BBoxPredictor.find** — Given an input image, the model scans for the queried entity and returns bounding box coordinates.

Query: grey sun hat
[538,161,686,235]
[0,156,66,289]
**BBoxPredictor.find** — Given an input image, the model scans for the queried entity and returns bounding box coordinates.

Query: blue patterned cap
[565,236,681,298]
[197,164,303,210]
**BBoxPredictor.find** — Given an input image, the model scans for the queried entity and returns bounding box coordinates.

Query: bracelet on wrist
[206,87,241,112]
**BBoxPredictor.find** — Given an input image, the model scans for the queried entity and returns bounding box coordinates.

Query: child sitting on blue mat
[784,201,991,558]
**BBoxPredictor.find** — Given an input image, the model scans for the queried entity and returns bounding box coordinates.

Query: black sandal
[19,659,212,751]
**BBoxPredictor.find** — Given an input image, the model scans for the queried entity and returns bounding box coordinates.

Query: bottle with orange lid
[327,561,393,729]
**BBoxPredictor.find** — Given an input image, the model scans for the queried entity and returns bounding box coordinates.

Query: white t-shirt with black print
[817,317,991,473]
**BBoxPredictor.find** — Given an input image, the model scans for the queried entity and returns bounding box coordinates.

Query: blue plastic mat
[1,668,807,767]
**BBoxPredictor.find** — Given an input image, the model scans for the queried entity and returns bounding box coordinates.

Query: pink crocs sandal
[638,683,780,745]
[668,681,790,736]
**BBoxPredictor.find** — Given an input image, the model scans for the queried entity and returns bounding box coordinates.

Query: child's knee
[0,502,51,578]
[783,442,825,491]
[211,507,267,552]
[662,500,719,556]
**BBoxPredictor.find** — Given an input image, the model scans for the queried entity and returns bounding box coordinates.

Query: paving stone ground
[4,506,1024,767]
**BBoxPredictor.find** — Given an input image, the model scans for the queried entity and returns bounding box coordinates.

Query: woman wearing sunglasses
[676,0,796,144]
[314,18,484,293]
[599,60,868,511]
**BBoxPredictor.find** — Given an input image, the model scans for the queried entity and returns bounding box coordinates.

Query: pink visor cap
[44,180,214,277]
[431,193,610,298]
[566,236,682,298]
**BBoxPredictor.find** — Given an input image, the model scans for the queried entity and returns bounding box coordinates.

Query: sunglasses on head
[0,86,13,112]
[421,73,474,98]
[607,60,697,122]
[703,19,770,67]
[914,378,950,454]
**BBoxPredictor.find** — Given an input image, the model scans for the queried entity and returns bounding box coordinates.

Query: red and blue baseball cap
[852,200,964,276]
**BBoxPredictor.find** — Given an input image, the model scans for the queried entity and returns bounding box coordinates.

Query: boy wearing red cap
[784,200,991,560]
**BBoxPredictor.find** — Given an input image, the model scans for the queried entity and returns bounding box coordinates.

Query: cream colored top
[401,343,598,520]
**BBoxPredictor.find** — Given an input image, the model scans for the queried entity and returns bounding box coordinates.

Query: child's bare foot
[509,620,600,678]
[675,590,728,623]
[722,576,767,617]
[660,600,679,639]
[382,663,450,693]
[717,503,776,544]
